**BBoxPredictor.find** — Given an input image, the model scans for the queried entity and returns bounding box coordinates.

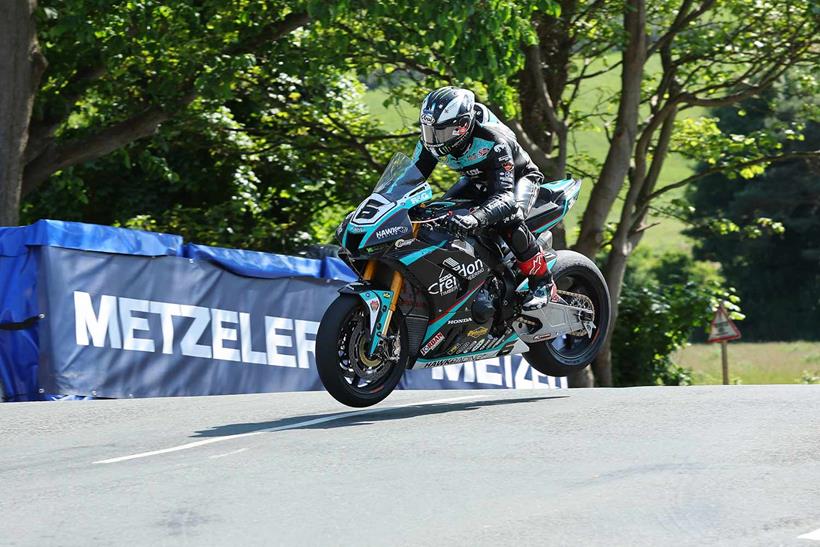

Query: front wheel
[316,294,408,407]
[523,250,611,377]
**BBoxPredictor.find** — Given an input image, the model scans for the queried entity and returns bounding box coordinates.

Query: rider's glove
[447,213,481,236]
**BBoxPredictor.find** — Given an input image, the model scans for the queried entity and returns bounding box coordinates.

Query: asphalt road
[1,385,819,546]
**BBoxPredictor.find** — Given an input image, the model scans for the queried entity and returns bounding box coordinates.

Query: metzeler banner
[37,246,562,398]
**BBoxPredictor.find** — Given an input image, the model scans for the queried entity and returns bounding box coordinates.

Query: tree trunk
[593,241,630,387]
[574,0,646,258]
[568,367,594,388]
[594,104,678,386]
[0,0,44,226]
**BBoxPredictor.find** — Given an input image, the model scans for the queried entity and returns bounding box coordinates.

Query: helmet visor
[421,118,469,148]
[421,123,456,146]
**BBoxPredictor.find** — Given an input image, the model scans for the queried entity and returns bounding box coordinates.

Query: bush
[611,250,740,386]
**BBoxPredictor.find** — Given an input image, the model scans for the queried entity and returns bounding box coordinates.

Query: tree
[330,0,819,385]
[8,0,537,244]
[0,1,46,226]
[1,0,314,226]
[686,77,820,340]
[6,1,820,386]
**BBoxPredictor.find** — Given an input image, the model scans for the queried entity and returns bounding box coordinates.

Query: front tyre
[523,250,611,377]
[316,294,408,407]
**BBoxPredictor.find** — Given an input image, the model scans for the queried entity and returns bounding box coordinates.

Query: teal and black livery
[341,182,433,250]
[334,152,584,369]
[344,286,394,356]
[526,178,582,235]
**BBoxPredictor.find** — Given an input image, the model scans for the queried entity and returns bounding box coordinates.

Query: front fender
[339,282,394,356]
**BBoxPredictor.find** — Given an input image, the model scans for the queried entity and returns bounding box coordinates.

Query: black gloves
[447,213,481,236]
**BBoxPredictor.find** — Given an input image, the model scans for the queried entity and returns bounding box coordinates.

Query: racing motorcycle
[317,153,611,407]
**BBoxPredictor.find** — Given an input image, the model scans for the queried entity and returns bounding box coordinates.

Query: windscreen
[373,153,425,199]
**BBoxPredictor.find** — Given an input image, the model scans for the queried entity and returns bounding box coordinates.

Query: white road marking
[799,528,820,541]
[209,447,249,459]
[93,394,489,465]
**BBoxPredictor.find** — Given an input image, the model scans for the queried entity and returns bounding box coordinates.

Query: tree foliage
[685,75,820,340]
[4,0,819,387]
[22,0,412,249]
[612,250,739,386]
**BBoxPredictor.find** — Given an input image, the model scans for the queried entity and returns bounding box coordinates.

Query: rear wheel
[316,294,408,407]
[523,250,611,377]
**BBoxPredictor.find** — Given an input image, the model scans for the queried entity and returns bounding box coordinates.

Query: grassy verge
[674,342,820,385]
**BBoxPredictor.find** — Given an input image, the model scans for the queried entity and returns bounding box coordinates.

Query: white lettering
[294,319,317,369]
[503,356,513,387]
[532,367,550,389]
[514,360,531,388]
[211,308,241,362]
[150,301,181,354]
[71,294,330,369]
[74,291,121,349]
[431,362,476,382]
[179,305,212,359]
[265,316,296,367]
[239,312,267,364]
[475,359,503,385]
[119,297,155,353]
[514,363,551,389]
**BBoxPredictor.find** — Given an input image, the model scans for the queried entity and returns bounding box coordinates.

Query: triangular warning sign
[708,304,741,343]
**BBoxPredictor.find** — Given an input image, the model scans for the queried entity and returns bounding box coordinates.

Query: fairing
[336,156,584,366]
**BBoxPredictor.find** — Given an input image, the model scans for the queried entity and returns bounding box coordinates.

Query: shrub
[611,250,740,386]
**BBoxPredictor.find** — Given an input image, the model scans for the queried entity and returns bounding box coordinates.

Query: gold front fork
[362,223,420,342]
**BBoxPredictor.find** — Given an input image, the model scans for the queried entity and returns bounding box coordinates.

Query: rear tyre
[316,294,408,407]
[523,250,611,377]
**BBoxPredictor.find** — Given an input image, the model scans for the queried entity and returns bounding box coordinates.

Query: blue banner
[37,247,562,397]
[1,220,562,400]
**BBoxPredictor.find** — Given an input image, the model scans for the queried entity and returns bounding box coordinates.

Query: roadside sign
[708,304,741,343]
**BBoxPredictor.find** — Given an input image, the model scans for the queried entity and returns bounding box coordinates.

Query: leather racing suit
[410,103,547,275]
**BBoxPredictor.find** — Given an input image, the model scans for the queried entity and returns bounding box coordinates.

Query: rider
[410,86,555,300]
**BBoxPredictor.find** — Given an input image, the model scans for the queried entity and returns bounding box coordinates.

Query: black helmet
[419,87,476,156]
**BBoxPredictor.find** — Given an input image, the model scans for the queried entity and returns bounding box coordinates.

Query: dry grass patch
[674,342,820,385]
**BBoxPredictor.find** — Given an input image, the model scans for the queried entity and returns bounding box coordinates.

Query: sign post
[707,303,742,385]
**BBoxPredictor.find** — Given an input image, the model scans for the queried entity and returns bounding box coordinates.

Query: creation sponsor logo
[428,269,459,295]
[449,258,485,280]
[467,326,488,339]
[419,332,445,356]
[375,225,408,239]
[72,291,317,368]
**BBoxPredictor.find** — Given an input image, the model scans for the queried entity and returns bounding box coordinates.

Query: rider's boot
[517,250,557,310]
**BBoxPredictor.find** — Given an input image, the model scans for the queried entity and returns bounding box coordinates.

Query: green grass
[360,54,703,253]
[360,88,417,132]
[674,342,820,385]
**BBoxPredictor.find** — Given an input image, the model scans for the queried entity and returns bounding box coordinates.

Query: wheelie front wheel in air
[316,294,408,407]
[523,250,611,377]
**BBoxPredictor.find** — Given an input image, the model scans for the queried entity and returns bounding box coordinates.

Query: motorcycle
[317,153,611,407]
